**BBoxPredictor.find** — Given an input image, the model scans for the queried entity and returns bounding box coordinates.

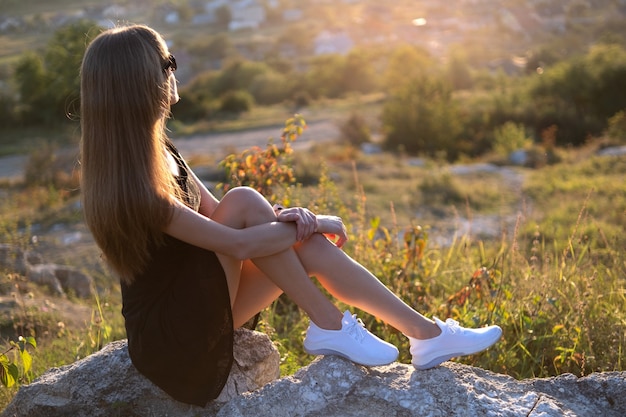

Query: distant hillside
[2,0,625,78]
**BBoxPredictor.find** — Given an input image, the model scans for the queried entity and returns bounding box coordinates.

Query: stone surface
[0,244,94,299]
[218,356,626,417]
[3,341,625,417]
[1,328,280,417]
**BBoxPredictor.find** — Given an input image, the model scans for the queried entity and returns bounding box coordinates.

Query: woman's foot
[303,310,399,366]
[408,318,502,370]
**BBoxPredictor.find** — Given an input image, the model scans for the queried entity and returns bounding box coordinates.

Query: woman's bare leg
[210,187,343,330]
[294,234,441,339]
[229,260,281,328]
[210,186,438,338]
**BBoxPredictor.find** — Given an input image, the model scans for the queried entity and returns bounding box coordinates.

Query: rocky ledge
[2,329,624,417]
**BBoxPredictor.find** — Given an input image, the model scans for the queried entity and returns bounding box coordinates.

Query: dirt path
[171,119,339,157]
[0,154,27,182]
[0,120,339,181]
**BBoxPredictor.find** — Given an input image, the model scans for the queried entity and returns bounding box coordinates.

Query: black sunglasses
[163,54,177,72]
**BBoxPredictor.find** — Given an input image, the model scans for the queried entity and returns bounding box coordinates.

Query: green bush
[339,113,371,146]
[11,20,100,127]
[492,122,532,157]
[606,110,626,143]
[249,71,293,105]
[382,75,462,160]
[219,90,254,114]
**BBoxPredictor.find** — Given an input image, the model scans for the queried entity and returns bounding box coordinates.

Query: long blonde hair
[80,25,178,283]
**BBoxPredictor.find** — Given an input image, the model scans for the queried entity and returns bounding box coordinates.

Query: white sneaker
[409,317,502,370]
[303,310,399,366]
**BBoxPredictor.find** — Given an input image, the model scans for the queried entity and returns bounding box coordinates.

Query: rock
[0,244,94,298]
[1,328,280,417]
[25,264,66,296]
[2,337,625,417]
[27,264,93,298]
[218,356,626,417]
[509,149,528,166]
[215,328,281,403]
[597,145,626,156]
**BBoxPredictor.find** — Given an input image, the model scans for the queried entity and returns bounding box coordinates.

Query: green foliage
[606,110,626,144]
[522,155,626,241]
[382,75,462,159]
[214,59,272,97]
[445,48,473,90]
[301,50,379,100]
[383,45,434,94]
[217,115,306,202]
[236,123,625,378]
[339,113,371,146]
[530,43,626,145]
[304,54,347,99]
[0,336,37,388]
[0,92,18,128]
[11,20,100,126]
[248,71,292,106]
[13,52,48,124]
[492,122,532,156]
[339,49,381,95]
[219,90,254,114]
[178,59,295,116]
[187,33,234,61]
[417,172,465,206]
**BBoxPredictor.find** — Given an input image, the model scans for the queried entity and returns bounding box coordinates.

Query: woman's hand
[315,214,348,248]
[273,205,348,247]
[274,206,318,241]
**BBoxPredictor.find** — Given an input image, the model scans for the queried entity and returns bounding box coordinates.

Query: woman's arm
[187,167,220,217]
[164,201,300,260]
[184,166,348,249]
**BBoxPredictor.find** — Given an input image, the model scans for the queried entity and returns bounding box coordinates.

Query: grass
[260,143,626,378]
[0,134,624,410]
[168,93,385,137]
[0,126,79,157]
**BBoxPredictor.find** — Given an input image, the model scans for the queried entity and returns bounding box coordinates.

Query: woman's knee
[214,187,274,224]
[222,187,269,208]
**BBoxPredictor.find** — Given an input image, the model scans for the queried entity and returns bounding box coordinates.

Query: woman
[80,24,502,406]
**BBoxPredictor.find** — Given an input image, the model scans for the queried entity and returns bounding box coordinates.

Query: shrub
[219,90,254,114]
[382,75,462,160]
[606,110,626,144]
[339,113,371,147]
[249,71,292,105]
[492,122,532,157]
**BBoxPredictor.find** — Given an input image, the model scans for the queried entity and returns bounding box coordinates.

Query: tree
[213,59,271,97]
[13,52,48,124]
[189,33,234,61]
[12,20,100,126]
[304,54,346,98]
[382,75,462,160]
[219,90,254,114]
[383,45,434,95]
[585,44,626,121]
[45,20,98,121]
[445,49,473,90]
[340,49,379,94]
[249,71,292,105]
[529,43,626,145]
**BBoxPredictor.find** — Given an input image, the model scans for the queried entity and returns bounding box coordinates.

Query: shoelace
[444,319,461,334]
[343,314,367,343]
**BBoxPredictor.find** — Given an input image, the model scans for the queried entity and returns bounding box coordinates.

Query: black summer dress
[121,141,233,406]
